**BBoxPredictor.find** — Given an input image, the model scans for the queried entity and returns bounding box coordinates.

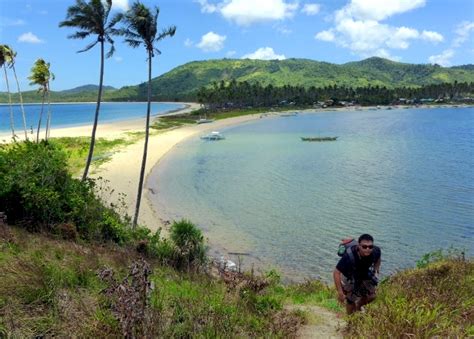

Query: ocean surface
[150,107,474,282]
[0,102,184,133]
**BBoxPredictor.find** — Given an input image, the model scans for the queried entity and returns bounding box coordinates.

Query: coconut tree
[59,0,121,181]
[3,45,28,140]
[28,58,54,142]
[0,45,16,140]
[118,1,176,228]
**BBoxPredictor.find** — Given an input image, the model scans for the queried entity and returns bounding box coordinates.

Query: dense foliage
[196,80,474,108]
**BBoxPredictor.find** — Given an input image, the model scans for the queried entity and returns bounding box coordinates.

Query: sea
[149,107,474,282]
[0,102,185,133]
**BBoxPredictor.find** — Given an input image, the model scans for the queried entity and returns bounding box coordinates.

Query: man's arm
[374,257,381,274]
[333,268,345,304]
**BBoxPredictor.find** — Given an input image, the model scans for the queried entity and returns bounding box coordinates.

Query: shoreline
[0,102,198,142]
[90,103,472,232]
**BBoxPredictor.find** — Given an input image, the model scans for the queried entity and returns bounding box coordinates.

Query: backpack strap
[346,245,356,266]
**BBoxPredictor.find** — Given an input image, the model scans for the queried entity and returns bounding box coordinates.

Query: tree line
[196,79,474,110]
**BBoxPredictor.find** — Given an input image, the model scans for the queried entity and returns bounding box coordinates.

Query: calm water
[149,107,474,281]
[0,102,184,133]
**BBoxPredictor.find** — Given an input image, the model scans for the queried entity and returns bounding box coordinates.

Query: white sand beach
[91,111,265,232]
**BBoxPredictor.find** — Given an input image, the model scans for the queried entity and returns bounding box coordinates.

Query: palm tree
[28,59,54,142]
[3,45,28,140]
[59,0,121,181]
[118,1,176,228]
[0,45,16,140]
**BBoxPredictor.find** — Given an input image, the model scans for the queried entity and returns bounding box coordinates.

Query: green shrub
[0,141,131,243]
[169,219,207,270]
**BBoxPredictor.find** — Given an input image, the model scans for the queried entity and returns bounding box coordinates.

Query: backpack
[337,238,358,263]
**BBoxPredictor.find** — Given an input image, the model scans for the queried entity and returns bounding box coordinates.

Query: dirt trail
[287,305,345,338]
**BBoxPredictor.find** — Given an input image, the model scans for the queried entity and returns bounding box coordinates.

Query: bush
[169,219,207,270]
[0,141,131,243]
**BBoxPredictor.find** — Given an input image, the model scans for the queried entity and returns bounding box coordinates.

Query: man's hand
[337,290,346,304]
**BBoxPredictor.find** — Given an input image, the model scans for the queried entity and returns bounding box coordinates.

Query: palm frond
[105,36,115,58]
[67,31,91,39]
[78,40,99,53]
[124,39,142,48]
[156,25,176,41]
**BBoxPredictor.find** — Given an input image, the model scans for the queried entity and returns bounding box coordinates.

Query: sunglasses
[361,245,374,249]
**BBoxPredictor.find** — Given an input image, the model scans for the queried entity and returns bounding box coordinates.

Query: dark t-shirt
[336,246,381,280]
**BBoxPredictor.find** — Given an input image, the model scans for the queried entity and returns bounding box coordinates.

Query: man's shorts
[341,275,376,304]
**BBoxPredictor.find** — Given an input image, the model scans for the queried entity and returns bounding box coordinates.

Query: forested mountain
[1,57,473,103]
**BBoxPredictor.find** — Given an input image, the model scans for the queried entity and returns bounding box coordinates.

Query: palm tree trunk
[12,64,28,140]
[36,91,45,143]
[3,66,15,139]
[45,85,52,140]
[133,52,152,228]
[82,40,105,181]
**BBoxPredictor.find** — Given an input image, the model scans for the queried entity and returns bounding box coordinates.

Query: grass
[346,252,474,337]
[0,226,305,337]
[48,135,143,174]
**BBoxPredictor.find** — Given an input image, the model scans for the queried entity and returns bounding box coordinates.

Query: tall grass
[346,251,473,337]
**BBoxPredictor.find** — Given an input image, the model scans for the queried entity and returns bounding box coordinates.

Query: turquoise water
[149,107,474,281]
[0,102,184,133]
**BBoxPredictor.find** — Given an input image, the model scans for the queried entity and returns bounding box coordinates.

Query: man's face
[358,240,374,257]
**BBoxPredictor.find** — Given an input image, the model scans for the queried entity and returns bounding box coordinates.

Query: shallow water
[0,102,184,133]
[149,107,474,281]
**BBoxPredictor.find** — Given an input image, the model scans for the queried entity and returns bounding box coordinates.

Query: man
[333,234,381,314]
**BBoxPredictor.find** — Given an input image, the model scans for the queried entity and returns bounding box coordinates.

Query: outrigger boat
[301,136,338,142]
[201,131,225,140]
[196,118,214,124]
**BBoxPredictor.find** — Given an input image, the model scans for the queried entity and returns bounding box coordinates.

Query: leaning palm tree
[59,0,121,181]
[0,45,16,140]
[3,45,28,140]
[118,1,176,228]
[28,59,54,142]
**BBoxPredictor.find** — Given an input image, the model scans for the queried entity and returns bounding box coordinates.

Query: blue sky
[1,0,473,91]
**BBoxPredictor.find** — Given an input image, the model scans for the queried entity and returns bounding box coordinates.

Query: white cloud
[0,18,25,26]
[302,3,320,15]
[195,0,218,13]
[197,31,226,52]
[338,0,426,21]
[314,0,442,59]
[429,49,454,66]
[315,30,335,42]
[112,0,129,11]
[242,47,285,60]
[226,50,237,57]
[184,38,194,47]
[275,25,292,35]
[420,30,444,43]
[453,21,474,47]
[18,32,44,44]
[387,27,419,49]
[197,0,299,26]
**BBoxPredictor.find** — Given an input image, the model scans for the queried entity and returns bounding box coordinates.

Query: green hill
[1,57,473,103]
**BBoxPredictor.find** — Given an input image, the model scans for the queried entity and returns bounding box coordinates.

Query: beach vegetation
[28,58,54,142]
[116,1,176,228]
[59,0,123,181]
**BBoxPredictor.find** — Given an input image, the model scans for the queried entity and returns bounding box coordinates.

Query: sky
[0,0,473,91]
